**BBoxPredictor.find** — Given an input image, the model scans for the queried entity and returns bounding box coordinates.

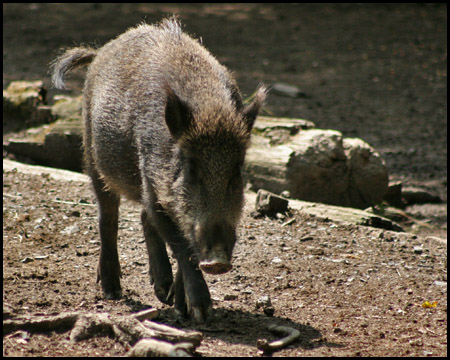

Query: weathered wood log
[4,114,312,174]
[246,190,403,232]
[4,119,83,172]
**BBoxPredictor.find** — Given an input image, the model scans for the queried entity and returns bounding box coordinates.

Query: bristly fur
[50,47,97,90]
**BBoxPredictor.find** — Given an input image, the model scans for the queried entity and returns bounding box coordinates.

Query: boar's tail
[50,47,97,90]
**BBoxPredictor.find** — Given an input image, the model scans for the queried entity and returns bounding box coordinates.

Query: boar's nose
[196,223,235,274]
[199,257,232,275]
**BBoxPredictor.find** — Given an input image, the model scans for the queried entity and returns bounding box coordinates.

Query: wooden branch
[3,312,79,335]
[3,310,202,356]
[132,308,159,321]
[126,339,195,357]
[257,323,301,353]
[141,320,203,347]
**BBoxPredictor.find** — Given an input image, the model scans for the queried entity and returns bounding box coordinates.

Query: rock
[256,295,275,317]
[246,128,389,209]
[255,189,289,217]
[343,137,389,208]
[3,80,53,132]
[271,82,307,98]
[413,246,423,254]
[256,295,272,308]
[384,181,405,208]
[61,225,80,235]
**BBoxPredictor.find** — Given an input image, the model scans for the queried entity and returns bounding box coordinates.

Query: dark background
[3,3,447,195]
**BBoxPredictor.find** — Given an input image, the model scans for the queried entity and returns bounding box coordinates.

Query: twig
[281,218,296,227]
[50,199,96,207]
[257,324,300,353]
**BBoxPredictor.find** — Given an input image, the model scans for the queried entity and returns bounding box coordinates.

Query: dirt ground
[3,3,447,357]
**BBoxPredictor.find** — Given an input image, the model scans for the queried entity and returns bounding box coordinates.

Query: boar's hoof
[174,303,212,323]
[103,288,123,300]
[191,305,213,323]
[199,260,232,275]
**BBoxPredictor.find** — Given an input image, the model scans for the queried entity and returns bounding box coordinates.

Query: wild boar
[51,17,266,321]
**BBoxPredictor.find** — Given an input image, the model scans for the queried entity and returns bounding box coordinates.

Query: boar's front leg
[170,239,213,322]
[141,209,174,305]
[146,201,212,322]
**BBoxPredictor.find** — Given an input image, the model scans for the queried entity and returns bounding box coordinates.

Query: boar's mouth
[199,258,232,275]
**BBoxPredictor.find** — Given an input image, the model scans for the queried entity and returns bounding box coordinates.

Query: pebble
[271,257,282,264]
[256,295,272,308]
[272,82,307,98]
[60,225,80,235]
[413,246,423,254]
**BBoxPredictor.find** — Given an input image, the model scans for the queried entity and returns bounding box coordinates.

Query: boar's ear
[242,85,268,132]
[165,88,193,140]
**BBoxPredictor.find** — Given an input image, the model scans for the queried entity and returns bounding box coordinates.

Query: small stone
[256,295,272,308]
[271,257,282,264]
[255,189,289,217]
[413,246,423,254]
[61,225,80,235]
[272,82,307,98]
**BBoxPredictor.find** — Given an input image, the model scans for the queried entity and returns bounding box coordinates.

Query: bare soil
[3,3,447,357]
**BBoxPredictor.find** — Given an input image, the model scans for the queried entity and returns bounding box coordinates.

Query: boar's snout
[199,257,232,275]
[196,222,236,275]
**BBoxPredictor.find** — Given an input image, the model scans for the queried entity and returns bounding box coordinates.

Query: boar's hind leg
[90,171,122,299]
[141,209,174,305]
